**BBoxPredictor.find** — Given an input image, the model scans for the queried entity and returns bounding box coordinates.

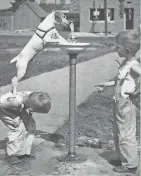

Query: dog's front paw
[11,77,18,94]
[11,88,17,95]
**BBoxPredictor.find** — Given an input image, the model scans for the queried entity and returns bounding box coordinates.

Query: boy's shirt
[0,92,33,115]
[116,60,139,99]
[0,92,33,129]
[0,92,24,111]
[0,92,23,105]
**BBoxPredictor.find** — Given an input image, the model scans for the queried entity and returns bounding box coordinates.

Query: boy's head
[115,30,140,58]
[19,91,51,114]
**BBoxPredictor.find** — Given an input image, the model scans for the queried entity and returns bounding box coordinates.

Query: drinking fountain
[58,22,91,162]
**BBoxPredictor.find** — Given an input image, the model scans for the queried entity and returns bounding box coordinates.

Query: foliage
[40,3,62,13]
[11,0,35,12]
[118,0,125,18]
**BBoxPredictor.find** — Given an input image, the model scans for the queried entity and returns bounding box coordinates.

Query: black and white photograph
[0,0,140,175]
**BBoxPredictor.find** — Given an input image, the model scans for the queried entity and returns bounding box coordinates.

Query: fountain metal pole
[68,53,78,156]
[58,22,90,161]
[68,22,77,156]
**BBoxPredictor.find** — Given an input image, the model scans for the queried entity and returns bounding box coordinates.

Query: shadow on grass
[99,150,119,166]
[36,130,64,143]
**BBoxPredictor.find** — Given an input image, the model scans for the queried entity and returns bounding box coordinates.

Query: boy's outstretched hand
[95,81,115,93]
[95,83,107,93]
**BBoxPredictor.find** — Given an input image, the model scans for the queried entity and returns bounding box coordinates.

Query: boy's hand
[19,103,24,112]
[95,83,107,93]
[26,108,33,115]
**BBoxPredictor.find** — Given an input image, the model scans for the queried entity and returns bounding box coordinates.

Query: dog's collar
[35,26,55,40]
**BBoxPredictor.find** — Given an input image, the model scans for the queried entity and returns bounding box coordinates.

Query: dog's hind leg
[11,59,29,94]
[10,34,44,93]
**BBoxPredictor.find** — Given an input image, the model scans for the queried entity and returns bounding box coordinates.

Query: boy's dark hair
[116,30,140,55]
[25,92,51,113]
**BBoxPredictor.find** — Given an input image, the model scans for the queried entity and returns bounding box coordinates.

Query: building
[0,1,47,31]
[12,1,47,30]
[36,0,70,4]
[80,0,140,33]
[70,0,80,13]
[0,10,13,30]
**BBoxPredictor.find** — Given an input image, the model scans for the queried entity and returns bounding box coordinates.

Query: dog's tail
[10,55,19,64]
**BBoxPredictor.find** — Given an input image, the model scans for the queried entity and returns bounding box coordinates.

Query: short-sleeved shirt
[116,60,140,99]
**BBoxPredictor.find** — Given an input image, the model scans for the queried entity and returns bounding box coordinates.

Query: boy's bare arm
[98,81,116,87]
[95,81,116,93]
[135,89,140,95]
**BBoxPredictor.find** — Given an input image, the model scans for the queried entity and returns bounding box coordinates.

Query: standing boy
[97,30,140,173]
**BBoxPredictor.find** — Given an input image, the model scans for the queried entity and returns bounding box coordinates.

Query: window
[89,8,114,22]
[0,21,3,28]
[127,1,132,5]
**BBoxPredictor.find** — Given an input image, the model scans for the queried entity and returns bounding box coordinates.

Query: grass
[57,87,140,144]
[0,45,114,87]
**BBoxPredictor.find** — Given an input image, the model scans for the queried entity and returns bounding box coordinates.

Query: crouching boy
[0,91,51,164]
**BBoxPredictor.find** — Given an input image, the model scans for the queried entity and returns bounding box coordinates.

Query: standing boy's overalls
[113,60,139,168]
[0,93,36,156]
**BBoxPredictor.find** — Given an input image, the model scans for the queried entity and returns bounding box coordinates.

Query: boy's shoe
[113,166,137,174]
[17,154,36,160]
[109,159,122,166]
[6,156,23,165]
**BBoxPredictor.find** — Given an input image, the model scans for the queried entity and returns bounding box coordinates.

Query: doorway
[125,8,134,30]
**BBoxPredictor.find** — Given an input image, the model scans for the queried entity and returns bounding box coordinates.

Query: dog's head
[54,11,69,26]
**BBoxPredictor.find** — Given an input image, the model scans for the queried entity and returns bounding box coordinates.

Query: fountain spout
[69,22,77,43]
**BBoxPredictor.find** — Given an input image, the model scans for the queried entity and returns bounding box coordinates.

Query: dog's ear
[54,11,65,23]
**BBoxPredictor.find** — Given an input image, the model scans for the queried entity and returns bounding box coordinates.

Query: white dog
[10,11,70,94]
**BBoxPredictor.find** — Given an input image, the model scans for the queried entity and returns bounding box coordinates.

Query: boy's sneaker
[113,166,137,174]
[109,159,122,166]
[17,154,36,160]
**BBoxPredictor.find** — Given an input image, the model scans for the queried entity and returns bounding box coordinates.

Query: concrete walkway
[0,52,119,135]
[0,52,127,176]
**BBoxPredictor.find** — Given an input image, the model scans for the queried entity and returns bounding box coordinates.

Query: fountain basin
[58,43,91,55]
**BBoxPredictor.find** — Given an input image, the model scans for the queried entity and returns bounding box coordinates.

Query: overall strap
[118,59,138,80]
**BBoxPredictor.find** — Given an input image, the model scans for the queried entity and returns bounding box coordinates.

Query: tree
[11,0,25,12]
[118,0,125,18]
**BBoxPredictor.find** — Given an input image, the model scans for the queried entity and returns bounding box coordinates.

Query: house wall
[70,0,80,13]
[80,0,139,33]
[0,15,12,30]
[129,0,140,31]
[13,3,41,30]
